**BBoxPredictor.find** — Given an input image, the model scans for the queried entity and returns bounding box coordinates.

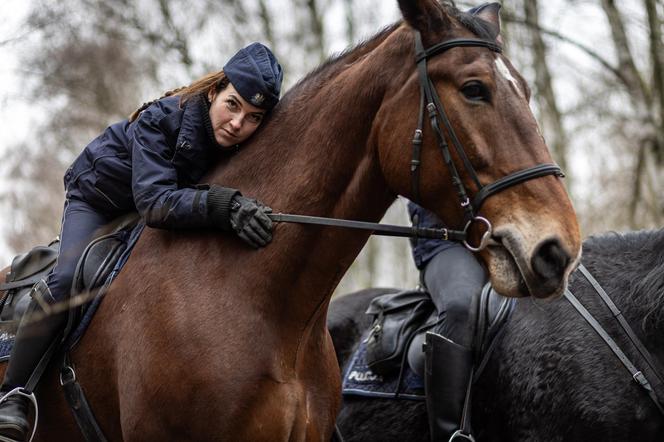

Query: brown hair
[128,70,230,122]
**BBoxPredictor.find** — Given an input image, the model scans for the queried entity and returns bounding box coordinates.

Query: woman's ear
[207,88,216,103]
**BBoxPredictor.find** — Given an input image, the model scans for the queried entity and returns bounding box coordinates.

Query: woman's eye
[461,82,490,102]
[248,114,263,124]
[226,100,239,110]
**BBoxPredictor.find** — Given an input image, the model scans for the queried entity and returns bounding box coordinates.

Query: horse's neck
[204,35,404,324]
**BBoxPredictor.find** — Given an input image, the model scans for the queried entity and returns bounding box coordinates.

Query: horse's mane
[582,229,664,332]
[280,2,497,104]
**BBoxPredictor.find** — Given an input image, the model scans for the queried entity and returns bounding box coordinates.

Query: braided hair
[128,70,230,122]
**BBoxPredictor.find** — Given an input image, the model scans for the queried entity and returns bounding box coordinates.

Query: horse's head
[374,0,581,298]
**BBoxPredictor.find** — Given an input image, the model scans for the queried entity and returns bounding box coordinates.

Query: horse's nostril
[531,238,570,282]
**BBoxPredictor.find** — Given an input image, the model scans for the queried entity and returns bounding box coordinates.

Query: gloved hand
[229,195,273,248]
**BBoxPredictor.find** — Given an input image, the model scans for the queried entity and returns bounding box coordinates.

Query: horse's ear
[469,2,502,42]
[398,0,451,34]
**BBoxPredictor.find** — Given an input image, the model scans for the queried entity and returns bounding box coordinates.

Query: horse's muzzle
[486,228,577,299]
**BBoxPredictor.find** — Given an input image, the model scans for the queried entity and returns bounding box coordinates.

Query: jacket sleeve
[130,108,212,229]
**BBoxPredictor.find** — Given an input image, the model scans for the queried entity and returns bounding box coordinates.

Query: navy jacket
[408,201,458,270]
[64,95,230,228]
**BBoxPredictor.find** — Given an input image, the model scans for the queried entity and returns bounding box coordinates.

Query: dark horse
[329,229,664,441]
[0,1,580,440]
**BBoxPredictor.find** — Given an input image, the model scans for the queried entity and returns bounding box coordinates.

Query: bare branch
[502,12,629,87]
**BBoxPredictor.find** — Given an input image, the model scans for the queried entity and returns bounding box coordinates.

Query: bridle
[409,31,564,251]
[268,31,565,252]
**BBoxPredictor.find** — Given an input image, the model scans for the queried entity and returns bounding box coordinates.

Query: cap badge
[251,93,265,106]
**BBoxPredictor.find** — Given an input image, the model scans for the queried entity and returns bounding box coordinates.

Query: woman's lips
[221,128,237,139]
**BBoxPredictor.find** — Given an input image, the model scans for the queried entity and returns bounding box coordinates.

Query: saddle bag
[364,289,435,375]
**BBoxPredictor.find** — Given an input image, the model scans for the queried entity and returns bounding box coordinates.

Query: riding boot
[424,331,474,442]
[0,281,67,441]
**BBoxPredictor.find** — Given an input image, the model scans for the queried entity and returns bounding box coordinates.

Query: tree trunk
[523,0,570,189]
[601,0,661,225]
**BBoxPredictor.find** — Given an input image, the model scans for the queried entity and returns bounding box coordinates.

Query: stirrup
[0,388,38,442]
[449,429,475,442]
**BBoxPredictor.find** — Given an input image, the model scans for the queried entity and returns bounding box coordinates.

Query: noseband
[410,32,564,251]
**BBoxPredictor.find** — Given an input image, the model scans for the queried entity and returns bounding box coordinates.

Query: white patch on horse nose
[495,57,523,97]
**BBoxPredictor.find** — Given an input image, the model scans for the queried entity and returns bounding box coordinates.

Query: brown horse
[1,1,580,440]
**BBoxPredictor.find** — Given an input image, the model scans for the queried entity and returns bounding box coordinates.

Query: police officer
[0,42,283,441]
[408,201,487,442]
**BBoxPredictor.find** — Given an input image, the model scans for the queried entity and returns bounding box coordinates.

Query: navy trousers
[422,243,487,348]
[46,196,112,302]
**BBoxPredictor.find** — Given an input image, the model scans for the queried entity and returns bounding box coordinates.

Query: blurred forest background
[0,0,662,295]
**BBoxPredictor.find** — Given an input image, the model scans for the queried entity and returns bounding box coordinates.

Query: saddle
[364,284,515,379]
[0,213,140,329]
[0,241,60,326]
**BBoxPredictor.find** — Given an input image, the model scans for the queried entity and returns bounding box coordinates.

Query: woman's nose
[230,117,242,131]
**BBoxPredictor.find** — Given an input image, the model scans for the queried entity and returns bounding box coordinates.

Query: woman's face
[207,83,266,148]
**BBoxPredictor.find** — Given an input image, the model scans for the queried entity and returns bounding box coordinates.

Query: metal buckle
[463,216,493,252]
[60,365,76,386]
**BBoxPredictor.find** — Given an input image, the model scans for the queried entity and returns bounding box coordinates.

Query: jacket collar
[177,94,222,151]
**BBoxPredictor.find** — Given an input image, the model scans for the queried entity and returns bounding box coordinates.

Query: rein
[267,212,467,241]
[270,32,564,252]
[565,264,664,416]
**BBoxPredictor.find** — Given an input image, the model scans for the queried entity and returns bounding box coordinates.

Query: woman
[0,42,283,441]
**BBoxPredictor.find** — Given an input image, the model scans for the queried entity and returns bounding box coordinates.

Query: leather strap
[267,213,466,241]
[409,31,564,252]
[416,38,502,62]
[472,164,564,210]
[577,264,664,387]
[410,91,425,204]
[565,276,664,416]
[60,355,109,442]
[0,275,45,292]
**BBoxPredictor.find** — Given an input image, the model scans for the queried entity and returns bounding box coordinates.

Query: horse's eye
[461,81,490,102]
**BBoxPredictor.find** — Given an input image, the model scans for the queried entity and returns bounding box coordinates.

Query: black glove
[207,185,273,248]
[229,195,273,248]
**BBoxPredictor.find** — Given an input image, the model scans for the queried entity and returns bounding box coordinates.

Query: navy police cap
[224,42,283,110]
